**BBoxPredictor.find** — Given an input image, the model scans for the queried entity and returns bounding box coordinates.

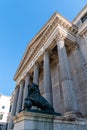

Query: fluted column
[33,63,39,85]
[32,63,39,109]
[83,35,87,44]
[16,81,24,114]
[43,50,53,105]
[71,46,87,114]
[56,33,78,114]
[22,73,30,109]
[7,86,19,130]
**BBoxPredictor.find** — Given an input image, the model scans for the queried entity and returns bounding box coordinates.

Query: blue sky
[0,1,87,96]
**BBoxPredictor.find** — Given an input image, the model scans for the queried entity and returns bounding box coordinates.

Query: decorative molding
[78,20,87,36]
[16,27,59,84]
[16,27,77,85]
[55,31,66,43]
[15,18,58,81]
[14,13,78,84]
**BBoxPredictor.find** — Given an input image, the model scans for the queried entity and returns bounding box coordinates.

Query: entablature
[14,12,78,83]
[15,26,77,85]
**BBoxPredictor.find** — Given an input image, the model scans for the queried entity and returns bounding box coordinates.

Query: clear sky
[0,0,87,96]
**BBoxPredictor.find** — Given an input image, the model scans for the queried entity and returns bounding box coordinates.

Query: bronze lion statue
[24,83,54,112]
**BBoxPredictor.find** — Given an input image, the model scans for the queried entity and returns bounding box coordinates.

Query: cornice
[72,5,87,24]
[78,20,87,35]
[14,12,78,81]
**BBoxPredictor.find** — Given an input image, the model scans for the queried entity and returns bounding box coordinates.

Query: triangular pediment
[14,12,78,81]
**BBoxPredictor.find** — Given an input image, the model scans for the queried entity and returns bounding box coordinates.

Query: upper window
[2,106,5,109]
[0,114,3,120]
[9,105,12,112]
[81,13,87,23]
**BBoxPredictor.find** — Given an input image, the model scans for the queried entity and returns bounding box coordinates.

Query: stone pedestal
[13,111,87,130]
[13,111,53,130]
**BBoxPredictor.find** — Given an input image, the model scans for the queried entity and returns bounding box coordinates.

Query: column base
[64,111,83,121]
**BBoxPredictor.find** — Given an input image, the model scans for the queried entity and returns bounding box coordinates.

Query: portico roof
[14,12,78,81]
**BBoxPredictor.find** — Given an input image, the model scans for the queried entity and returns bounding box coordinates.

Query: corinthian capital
[55,31,66,43]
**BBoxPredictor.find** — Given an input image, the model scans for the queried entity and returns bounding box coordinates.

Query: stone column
[22,73,30,109]
[7,86,19,130]
[83,35,87,44]
[32,63,39,109]
[71,46,87,114]
[16,81,24,114]
[43,50,53,105]
[56,33,78,115]
[33,63,39,85]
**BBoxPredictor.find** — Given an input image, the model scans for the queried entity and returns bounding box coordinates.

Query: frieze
[16,27,59,84]
[15,13,78,82]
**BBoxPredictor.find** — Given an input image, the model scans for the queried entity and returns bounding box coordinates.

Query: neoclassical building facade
[8,5,87,130]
